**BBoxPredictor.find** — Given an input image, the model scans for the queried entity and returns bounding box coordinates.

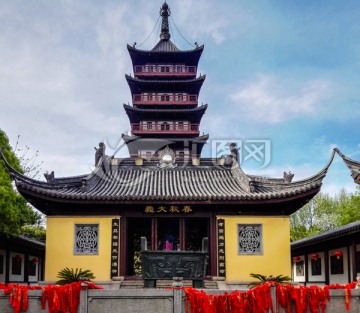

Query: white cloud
[229,74,331,124]
[170,0,241,45]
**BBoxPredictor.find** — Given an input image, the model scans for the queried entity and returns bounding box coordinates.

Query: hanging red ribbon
[183,281,357,313]
[1,281,102,313]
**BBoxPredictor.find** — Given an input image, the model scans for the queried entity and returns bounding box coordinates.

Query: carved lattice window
[74,224,99,255]
[238,224,262,255]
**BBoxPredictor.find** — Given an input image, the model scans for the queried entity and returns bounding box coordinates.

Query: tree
[337,186,360,226]
[290,189,360,241]
[0,129,45,239]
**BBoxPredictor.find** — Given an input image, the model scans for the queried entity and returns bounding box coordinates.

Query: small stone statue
[44,171,55,184]
[283,171,294,183]
[230,143,240,163]
[94,142,106,166]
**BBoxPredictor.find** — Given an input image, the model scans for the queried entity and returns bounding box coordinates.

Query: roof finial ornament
[160,2,171,41]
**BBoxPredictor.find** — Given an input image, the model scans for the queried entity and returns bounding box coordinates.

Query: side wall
[221,216,291,282]
[45,216,115,282]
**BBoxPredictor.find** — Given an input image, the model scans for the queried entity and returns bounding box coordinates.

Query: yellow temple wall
[45,216,115,282]
[219,216,291,282]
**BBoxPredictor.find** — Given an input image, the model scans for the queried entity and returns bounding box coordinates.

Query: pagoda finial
[160,2,171,41]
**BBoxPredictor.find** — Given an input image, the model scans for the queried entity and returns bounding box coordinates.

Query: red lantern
[333,251,343,259]
[15,255,22,261]
[293,256,301,262]
[311,253,319,260]
[31,258,38,263]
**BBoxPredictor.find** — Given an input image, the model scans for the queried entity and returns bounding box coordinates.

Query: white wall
[0,249,5,282]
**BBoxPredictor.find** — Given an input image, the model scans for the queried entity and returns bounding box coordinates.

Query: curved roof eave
[123,103,207,123]
[335,148,360,184]
[251,149,336,189]
[127,44,204,67]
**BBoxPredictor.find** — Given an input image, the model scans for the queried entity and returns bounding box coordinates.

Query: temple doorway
[126,218,151,277]
[125,217,209,277]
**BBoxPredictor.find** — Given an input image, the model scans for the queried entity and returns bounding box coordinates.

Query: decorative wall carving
[74,224,99,255]
[238,224,262,255]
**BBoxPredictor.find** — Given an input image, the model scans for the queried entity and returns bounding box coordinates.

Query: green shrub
[56,267,95,285]
[248,273,291,288]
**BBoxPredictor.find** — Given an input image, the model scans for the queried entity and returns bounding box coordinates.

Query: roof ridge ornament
[158,146,177,169]
[283,171,294,183]
[160,2,171,41]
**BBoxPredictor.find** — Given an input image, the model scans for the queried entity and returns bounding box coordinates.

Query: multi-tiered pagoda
[1,2,341,285]
[123,2,208,159]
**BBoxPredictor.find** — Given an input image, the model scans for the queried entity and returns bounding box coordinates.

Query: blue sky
[1,0,359,195]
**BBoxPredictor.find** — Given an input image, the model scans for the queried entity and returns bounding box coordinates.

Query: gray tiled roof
[5,155,331,203]
[152,40,180,52]
[127,44,204,67]
[291,220,360,248]
[125,74,206,94]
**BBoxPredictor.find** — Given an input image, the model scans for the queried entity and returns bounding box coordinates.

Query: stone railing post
[173,288,183,313]
[78,283,88,313]
[270,285,276,313]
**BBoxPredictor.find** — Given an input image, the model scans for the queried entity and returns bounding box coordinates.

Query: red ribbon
[1,281,357,313]
[183,281,357,313]
[1,281,102,313]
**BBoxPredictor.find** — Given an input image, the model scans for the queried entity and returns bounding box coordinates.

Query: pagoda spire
[160,2,171,41]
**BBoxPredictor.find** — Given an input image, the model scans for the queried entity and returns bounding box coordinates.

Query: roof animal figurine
[94,142,105,166]
[283,171,294,183]
[230,143,240,163]
[44,171,55,184]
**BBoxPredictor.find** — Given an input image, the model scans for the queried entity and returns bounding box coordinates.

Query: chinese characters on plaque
[110,218,120,278]
[217,218,226,277]
[144,205,193,214]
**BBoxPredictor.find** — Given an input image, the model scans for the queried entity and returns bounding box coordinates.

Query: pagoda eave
[123,104,207,124]
[127,44,204,67]
[125,74,206,94]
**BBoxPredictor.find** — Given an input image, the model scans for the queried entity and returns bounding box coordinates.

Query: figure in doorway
[158,230,176,250]
[165,231,175,250]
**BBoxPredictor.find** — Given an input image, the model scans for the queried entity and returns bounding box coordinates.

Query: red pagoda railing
[131,123,199,134]
[134,65,196,77]
[133,94,198,105]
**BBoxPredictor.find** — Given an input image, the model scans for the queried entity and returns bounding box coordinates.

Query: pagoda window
[161,95,170,102]
[143,94,148,101]
[74,224,99,255]
[183,94,187,101]
[134,95,141,102]
[147,122,152,130]
[161,122,170,131]
[189,95,196,102]
[175,94,179,101]
[135,66,142,73]
[178,122,184,130]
